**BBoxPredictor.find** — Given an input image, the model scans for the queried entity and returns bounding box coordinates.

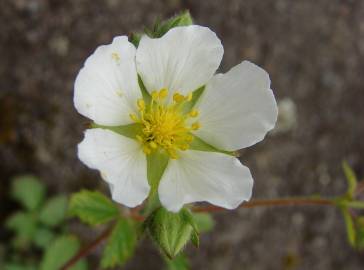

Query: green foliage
[192,213,215,233]
[356,217,364,250]
[5,212,37,249]
[101,219,137,269]
[147,151,169,197]
[69,190,120,226]
[342,161,357,198]
[39,195,68,227]
[165,254,190,270]
[40,235,87,270]
[33,228,55,249]
[145,208,198,259]
[11,176,45,211]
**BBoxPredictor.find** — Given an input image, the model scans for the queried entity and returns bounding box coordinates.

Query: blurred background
[1,0,364,269]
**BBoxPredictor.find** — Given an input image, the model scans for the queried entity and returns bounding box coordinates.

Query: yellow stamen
[130,88,201,159]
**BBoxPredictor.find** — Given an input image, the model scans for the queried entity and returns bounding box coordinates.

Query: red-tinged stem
[192,198,334,213]
[61,225,113,270]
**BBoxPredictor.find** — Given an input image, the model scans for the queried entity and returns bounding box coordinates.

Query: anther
[173,93,185,103]
[189,109,199,117]
[191,122,200,130]
[137,99,145,111]
[159,88,168,99]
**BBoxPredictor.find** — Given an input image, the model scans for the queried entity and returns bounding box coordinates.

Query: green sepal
[91,123,142,140]
[11,175,45,211]
[145,207,196,259]
[192,212,215,233]
[189,134,235,156]
[68,190,120,226]
[147,150,169,197]
[148,11,193,38]
[101,219,137,269]
[164,253,190,270]
[129,32,142,47]
[182,86,205,114]
[138,74,152,104]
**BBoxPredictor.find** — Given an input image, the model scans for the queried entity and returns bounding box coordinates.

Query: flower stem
[61,225,113,270]
[61,197,334,269]
[192,197,334,213]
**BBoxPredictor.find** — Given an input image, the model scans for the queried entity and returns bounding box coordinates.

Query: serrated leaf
[40,235,87,270]
[11,175,45,211]
[192,212,215,233]
[5,212,37,248]
[147,151,169,197]
[33,228,55,249]
[101,219,137,269]
[147,207,194,258]
[39,195,68,227]
[342,161,357,197]
[165,254,190,270]
[69,190,119,226]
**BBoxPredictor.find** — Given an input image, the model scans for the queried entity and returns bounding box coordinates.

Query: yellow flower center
[129,88,200,159]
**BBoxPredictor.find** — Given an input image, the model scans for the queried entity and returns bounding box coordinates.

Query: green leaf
[189,135,235,156]
[69,190,119,226]
[11,175,45,211]
[146,207,194,258]
[40,235,87,270]
[91,123,142,139]
[5,212,37,248]
[147,150,169,197]
[152,11,193,38]
[101,219,137,268]
[33,228,55,249]
[341,207,356,247]
[39,195,68,227]
[342,161,357,197]
[165,254,190,270]
[192,213,215,233]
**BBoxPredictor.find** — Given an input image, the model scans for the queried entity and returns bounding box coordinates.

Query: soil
[1,0,364,269]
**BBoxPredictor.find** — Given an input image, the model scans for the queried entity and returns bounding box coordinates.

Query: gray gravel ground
[1,0,364,269]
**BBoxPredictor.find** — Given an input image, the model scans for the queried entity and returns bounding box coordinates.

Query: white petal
[194,61,278,151]
[74,36,141,126]
[78,128,149,207]
[136,25,223,96]
[158,150,253,212]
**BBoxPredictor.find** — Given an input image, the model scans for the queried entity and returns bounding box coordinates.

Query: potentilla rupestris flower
[74,25,278,212]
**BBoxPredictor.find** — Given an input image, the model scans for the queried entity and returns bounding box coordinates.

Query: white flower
[74,25,278,212]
